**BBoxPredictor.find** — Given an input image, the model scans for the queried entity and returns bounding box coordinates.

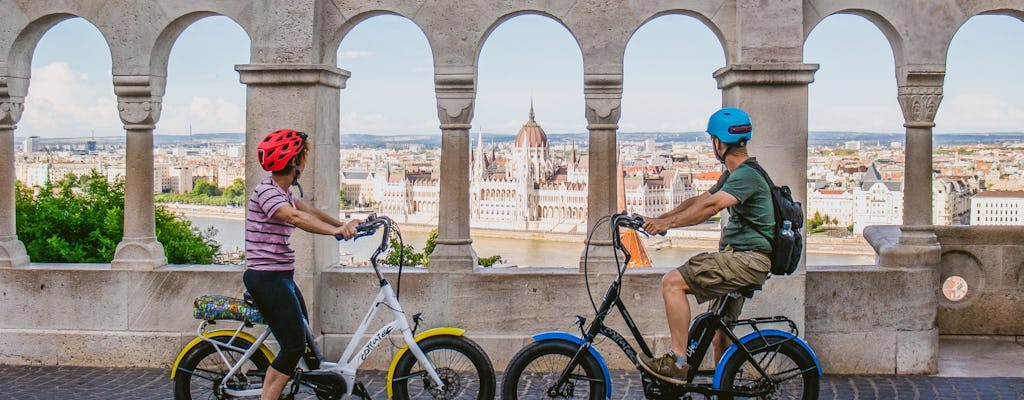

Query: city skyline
[16,14,1024,138]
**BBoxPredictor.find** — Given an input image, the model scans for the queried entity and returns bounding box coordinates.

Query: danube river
[190,216,875,267]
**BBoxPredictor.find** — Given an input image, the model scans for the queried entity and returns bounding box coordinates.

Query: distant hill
[16,131,1024,148]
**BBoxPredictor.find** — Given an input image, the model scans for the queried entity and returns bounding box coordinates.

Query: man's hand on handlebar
[334,219,361,240]
[641,216,672,236]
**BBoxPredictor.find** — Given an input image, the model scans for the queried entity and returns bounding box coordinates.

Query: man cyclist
[638,107,775,385]
[243,129,361,400]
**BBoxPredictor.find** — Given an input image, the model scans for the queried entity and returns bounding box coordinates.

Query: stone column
[112,75,167,269]
[897,71,944,247]
[0,78,30,268]
[580,73,622,272]
[236,64,348,277]
[428,67,477,272]
[237,64,347,336]
[714,63,818,331]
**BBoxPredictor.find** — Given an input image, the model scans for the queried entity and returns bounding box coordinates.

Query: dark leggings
[243,269,308,374]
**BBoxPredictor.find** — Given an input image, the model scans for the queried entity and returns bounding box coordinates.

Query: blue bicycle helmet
[706,107,752,144]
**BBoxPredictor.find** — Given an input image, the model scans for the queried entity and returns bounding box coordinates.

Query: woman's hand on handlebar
[642,216,672,236]
[334,219,361,240]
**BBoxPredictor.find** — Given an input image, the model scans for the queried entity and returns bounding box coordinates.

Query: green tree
[15,171,219,264]
[422,229,438,264]
[477,255,504,268]
[381,228,500,267]
[222,178,245,204]
[384,237,423,266]
[192,179,221,197]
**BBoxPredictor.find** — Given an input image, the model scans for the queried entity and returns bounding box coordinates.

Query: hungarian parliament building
[341,106,696,232]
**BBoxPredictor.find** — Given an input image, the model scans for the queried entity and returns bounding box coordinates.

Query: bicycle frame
[540,213,819,399]
[196,216,447,398]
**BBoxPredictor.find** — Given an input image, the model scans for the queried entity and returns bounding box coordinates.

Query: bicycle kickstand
[352,381,371,400]
[280,370,302,400]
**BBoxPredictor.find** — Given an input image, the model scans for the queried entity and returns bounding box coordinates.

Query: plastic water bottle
[780,220,794,239]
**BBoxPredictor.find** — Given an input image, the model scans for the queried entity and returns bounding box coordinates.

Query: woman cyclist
[243,129,361,400]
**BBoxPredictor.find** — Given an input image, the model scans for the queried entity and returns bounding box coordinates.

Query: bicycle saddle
[736,284,762,299]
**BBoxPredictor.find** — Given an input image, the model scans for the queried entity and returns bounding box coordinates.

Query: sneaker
[638,352,690,385]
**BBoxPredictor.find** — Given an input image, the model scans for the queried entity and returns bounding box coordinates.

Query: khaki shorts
[677,245,770,321]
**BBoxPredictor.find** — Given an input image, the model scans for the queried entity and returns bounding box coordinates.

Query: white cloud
[339,50,373,59]
[341,111,407,133]
[20,61,121,137]
[158,96,245,134]
[936,93,1024,133]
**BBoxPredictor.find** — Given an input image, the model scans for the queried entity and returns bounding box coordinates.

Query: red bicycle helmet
[257,129,307,171]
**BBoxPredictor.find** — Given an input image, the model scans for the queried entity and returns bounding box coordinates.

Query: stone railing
[933,225,1024,336]
[2,225,1019,373]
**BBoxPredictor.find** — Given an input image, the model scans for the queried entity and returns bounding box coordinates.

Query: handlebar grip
[355,221,377,232]
[336,230,379,241]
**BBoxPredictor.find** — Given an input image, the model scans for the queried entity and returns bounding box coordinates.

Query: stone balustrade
[2,0,1023,375]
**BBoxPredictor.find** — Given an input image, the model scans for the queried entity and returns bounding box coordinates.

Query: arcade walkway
[0,337,1020,399]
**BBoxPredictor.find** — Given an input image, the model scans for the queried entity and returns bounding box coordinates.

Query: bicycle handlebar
[612,212,645,232]
[335,213,397,283]
[334,213,392,241]
[610,211,667,237]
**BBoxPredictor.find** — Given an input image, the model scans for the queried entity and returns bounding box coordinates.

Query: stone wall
[934,226,1024,335]
[3,0,1024,376]
[0,264,794,371]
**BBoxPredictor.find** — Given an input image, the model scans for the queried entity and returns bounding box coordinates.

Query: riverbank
[162,203,243,220]
[166,204,875,255]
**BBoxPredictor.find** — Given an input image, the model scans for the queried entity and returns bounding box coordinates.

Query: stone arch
[326,11,434,67]
[150,12,252,81]
[804,9,905,72]
[960,5,1024,27]
[627,10,730,65]
[936,12,1024,135]
[942,7,1024,67]
[620,12,727,135]
[475,11,583,71]
[5,13,110,95]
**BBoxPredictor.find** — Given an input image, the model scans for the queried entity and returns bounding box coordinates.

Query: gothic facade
[365,106,695,232]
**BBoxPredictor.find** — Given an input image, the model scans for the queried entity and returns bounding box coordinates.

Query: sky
[15,13,1024,138]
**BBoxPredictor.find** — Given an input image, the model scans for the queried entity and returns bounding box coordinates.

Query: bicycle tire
[391,334,496,400]
[501,339,605,400]
[718,335,819,400]
[173,336,271,400]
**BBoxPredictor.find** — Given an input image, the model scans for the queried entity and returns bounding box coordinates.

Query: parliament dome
[514,103,548,148]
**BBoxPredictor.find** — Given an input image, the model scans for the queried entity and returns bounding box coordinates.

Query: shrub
[15,171,220,264]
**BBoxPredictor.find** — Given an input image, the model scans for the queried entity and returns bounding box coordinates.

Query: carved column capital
[435,71,475,129]
[584,73,622,129]
[898,85,943,128]
[0,98,24,129]
[114,75,163,129]
[1,75,27,129]
[117,99,162,129]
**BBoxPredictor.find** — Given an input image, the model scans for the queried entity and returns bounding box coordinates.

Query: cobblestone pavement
[0,365,1022,399]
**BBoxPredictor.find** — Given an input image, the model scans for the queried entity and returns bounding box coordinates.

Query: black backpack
[736,160,805,275]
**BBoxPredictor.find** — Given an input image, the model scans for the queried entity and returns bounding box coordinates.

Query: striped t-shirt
[246,176,296,271]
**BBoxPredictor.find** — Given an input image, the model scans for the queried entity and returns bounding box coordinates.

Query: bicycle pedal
[352,382,371,400]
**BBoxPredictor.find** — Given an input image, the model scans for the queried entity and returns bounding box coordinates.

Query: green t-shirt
[709,159,774,253]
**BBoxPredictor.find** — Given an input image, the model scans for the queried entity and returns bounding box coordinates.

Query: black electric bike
[501,212,821,399]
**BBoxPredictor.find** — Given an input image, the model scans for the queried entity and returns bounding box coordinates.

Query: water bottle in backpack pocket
[741,161,805,275]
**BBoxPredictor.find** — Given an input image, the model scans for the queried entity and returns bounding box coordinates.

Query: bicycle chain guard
[642,371,686,399]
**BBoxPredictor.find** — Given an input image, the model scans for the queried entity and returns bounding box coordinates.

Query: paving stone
[1,366,1023,399]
